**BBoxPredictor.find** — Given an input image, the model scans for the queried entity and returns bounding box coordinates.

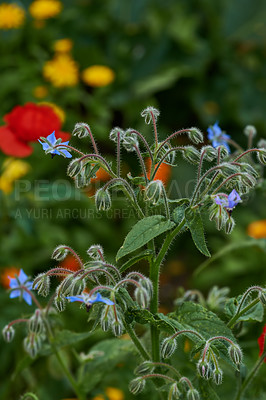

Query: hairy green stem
[122,318,151,360]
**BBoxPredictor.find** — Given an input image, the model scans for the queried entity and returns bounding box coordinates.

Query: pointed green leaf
[185,208,211,257]
[119,249,154,273]
[225,296,264,323]
[116,215,175,260]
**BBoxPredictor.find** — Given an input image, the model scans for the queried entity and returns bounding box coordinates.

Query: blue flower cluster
[39,132,72,158]
[207,122,231,152]
[9,269,33,306]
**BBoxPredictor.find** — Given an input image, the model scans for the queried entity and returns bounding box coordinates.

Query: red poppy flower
[258,324,266,362]
[0,102,70,157]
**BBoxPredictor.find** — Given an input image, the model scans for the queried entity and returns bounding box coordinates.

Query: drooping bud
[72,122,91,138]
[67,158,83,178]
[87,244,104,260]
[228,344,243,366]
[52,245,69,261]
[217,145,229,160]
[202,145,217,162]
[54,288,66,312]
[70,276,86,296]
[24,333,43,358]
[239,163,258,178]
[134,361,154,375]
[183,146,200,164]
[58,274,75,296]
[161,337,177,358]
[169,382,181,399]
[212,368,223,385]
[225,216,235,234]
[2,325,15,342]
[109,127,124,143]
[33,273,50,297]
[187,388,200,400]
[129,377,146,395]
[257,149,266,165]
[241,173,256,188]
[140,277,153,297]
[28,309,44,334]
[95,188,112,211]
[157,142,176,165]
[112,319,123,337]
[100,306,111,332]
[215,213,225,231]
[220,163,239,178]
[134,287,150,308]
[141,106,160,124]
[188,127,204,144]
[122,130,139,152]
[197,358,211,380]
[145,180,163,205]
[243,125,257,138]
[259,289,266,306]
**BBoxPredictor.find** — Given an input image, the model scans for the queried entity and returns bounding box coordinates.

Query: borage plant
[4,108,266,400]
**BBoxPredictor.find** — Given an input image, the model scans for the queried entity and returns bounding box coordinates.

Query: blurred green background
[1,0,266,399]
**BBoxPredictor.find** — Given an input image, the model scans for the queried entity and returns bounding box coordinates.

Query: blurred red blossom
[0,102,70,157]
[258,324,266,362]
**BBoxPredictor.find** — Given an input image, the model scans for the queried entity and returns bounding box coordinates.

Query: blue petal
[46,131,57,145]
[90,293,114,305]
[66,295,84,303]
[9,278,18,289]
[23,291,32,306]
[19,269,28,284]
[10,290,20,298]
[26,281,33,290]
[61,149,72,158]
[38,140,49,150]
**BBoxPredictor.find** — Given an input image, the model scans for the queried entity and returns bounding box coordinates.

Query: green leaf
[172,200,189,225]
[119,249,154,273]
[185,208,210,257]
[78,339,135,392]
[116,215,175,260]
[40,330,93,356]
[225,296,264,323]
[198,379,221,400]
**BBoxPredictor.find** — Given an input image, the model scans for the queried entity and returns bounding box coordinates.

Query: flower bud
[239,163,258,178]
[241,173,256,188]
[95,188,112,211]
[217,145,229,159]
[141,106,160,124]
[145,180,163,205]
[52,245,68,261]
[58,275,75,296]
[183,146,200,164]
[140,277,153,297]
[202,145,217,162]
[225,216,235,234]
[122,131,139,152]
[33,273,50,297]
[188,127,204,144]
[212,368,223,385]
[161,337,177,358]
[70,276,86,296]
[228,344,243,366]
[74,172,88,189]
[134,361,154,375]
[220,163,239,177]
[129,377,146,395]
[2,325,15,343]
[157,142,176,165]
[101,307,111,332]
[24,333,43,358]
[134,287,150,308]
[259,290,266,306]
[257,149,266,165]
[187,388,200,400]
[197,359,211,380]
[72,122,90,138]
[243,125,257,138]
[215,214,225,231]
[109,127,124,143]
[54,288,66,312]
[87,244,104,260]
[169,383,181,399]
[28,309,44,334]
[67,158,83,178]
[112,319,123,337]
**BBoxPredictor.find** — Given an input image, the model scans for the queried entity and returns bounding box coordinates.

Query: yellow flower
[33,85,48,99]
[38,101,65,123]
[82,65,115,87]
[29,0,62,20]
[105,387,124,400]
[0,3,25,29]
[54,38,73,53]
[0,158,30,194]
[43,54,79,87]
[247,220,266,239]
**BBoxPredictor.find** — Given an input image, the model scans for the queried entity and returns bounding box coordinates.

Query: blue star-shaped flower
[9,269,33,306]
[66,292,114,306]
[207,122,231,152]
[38,131,72,158]
[215,189,241,210]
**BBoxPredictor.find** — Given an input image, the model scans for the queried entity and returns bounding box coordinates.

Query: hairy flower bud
[228,344,243,366]
[58,275,75,296]
[129,377,146,395]
[140,277,153,297]
[145,180,163,205]
[202,145,217,162]
[215,213,225,231]
[217,145,229,159]
[241,173,256,188]
[28,309,44,334]
[134,287,150,308]
[67,158,83,178]
[169,383,181,399]
[95,188,112,211]
[183,146,200,164]
[197,359,211,380]
[112,319,123,337]
[187,388,200,400]
[243,125,257,138]
[54,288,66,312]
[52,245,69,261]
[134,361,154,375]
[225,216,235,234]
[161,337,177,358]
[220,163,239,178]
[109,127,124,143]
[72,122,90,138]
[24,333,43,358]
[157,142,176,165]
[239,163,258,178]
[257,149,266,165]
[87,244,104,260]
[212,368,223,385]
[101,306,111,332]
[122,130,139,152]
[33,273,50,297]
[70,276,86,296]
[188,127,204,144]
[2,325,15,343]
[141,106,160,124]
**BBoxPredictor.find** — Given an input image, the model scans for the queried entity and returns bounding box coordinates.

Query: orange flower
[146,158,171,185]
[247,220,266,239]
[90,167,111,183]
[1,267,20,288]
[59,255,80,273]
